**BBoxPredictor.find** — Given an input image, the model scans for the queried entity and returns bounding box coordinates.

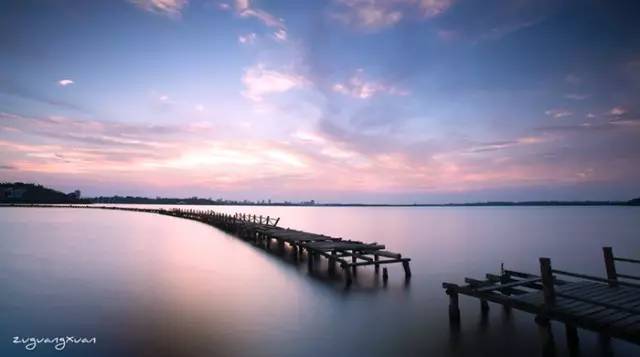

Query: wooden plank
[304,241,385,251]
[349,258,410,267]
[473,277,541,293]
[374,251,402,258]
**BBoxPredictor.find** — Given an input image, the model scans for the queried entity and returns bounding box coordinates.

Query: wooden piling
[480,299,489,314]
[343,263,352,287]
[603,247,618,287]
[402,260,411,279]
[329,251,337,275]
[539,257,555,307]
[565,324,579,347]
[444,284,461,322]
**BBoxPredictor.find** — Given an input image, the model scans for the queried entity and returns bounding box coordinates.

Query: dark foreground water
[1,205,639,356]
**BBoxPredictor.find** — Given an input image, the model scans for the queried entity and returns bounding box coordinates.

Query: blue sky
[1,0,639,203]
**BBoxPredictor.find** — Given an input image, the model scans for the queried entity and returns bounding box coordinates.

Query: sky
[1,0,639,203]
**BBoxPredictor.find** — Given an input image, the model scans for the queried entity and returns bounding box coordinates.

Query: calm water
[1,205,639,356]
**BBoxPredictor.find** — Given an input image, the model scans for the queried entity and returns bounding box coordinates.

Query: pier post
[374,255,380,273]
[444,284,461,323]
[382,267,388,283]
[603,247,618,287]
[535,315,556,357]
[343,263,352,287]
[329,251,337,275]
[352,254,357,274]
[308,252,314,272]
[480,299,490,314]
[540,257,555,307]
[565,324,579,351]
[402,260,412,279]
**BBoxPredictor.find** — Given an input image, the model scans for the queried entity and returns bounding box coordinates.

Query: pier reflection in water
[1,205,639,356]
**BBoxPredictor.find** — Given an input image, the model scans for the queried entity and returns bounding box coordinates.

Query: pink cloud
[233,0,286,30]
[238,32,257,44]
[545,108,573,119]
[331,0,452,31]
[129,0,188,18]
[241,64,306,102]
[332,69,408,99]
[609,106,627,116]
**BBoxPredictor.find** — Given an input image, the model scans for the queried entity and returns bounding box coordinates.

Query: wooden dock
[443,247,640,349]
[5,204,411,286]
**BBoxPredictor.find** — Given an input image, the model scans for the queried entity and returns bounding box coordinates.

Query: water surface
[1,205,639,356]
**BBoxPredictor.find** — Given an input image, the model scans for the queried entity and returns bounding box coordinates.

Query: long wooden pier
[443,247,640,349]
[5,204,411,286]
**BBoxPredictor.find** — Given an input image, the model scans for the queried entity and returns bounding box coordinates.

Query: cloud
[605,107,640,126]
[467,135,548,153]
[545,108,573,119]
[434,1,561,42]
[234,0,286,30]
[565,74,581,85]
[609,106,627,116]
[58,79,74,87]
[0,78,83,111]
[332,69,408,99]
[273,29,287,42]
[241,64,306,102]
[565,93,589,100]
[238,32,257,44]
[129,0,188,18]
[331,0,452,31]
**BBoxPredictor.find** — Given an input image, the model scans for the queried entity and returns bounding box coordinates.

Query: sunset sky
[1,0,639,203]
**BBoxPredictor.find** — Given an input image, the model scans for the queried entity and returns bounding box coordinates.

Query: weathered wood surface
[443,247,640,346]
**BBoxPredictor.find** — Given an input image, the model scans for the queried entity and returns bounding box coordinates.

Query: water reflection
[1,206,640,356]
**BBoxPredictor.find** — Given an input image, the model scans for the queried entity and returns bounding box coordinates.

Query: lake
[1,205,639,356]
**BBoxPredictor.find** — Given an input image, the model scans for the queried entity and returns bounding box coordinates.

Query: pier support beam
[480,299,490,314]
[603,247,618,287]
[343,264,352,287]
[535,316,556,357]
[540,257,556,308]
[402,261,412,279]
[444,284,461,323]
[565,324,579,354]
[328,251,337,276]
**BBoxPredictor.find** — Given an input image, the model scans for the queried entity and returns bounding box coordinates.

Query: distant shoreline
[2,182,639,207]
[1,202,639,208]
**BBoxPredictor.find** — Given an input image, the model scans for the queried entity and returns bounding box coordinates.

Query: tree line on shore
[1,182,639,206]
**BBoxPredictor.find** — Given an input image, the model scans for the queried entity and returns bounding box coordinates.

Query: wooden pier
[443,247,640,348]
[6,204,411,286]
